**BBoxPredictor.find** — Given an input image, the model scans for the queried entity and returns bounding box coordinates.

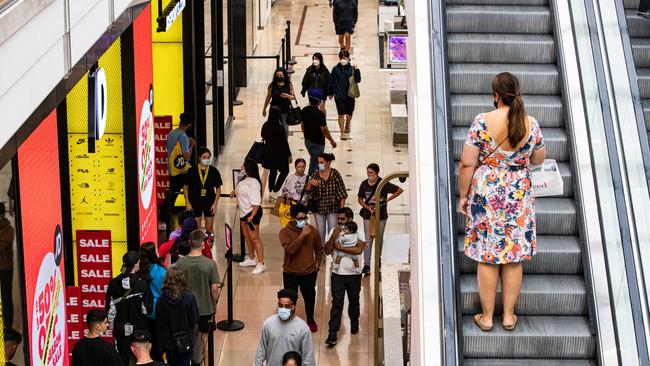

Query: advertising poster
[18,110,68,366]
[154,116,173,206]
[133,4,158,245]
[65,286,82,358]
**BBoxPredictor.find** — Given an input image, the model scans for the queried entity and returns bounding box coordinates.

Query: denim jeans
[304,139,325,177]
[314,212,338,248]
[363,218,388,267]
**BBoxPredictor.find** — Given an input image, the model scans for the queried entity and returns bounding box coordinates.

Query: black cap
[121,251,139,274]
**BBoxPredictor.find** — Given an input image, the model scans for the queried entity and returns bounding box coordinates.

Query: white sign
[159,0,186,32]
[94,68,108,139]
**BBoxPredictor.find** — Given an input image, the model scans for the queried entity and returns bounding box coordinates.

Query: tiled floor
[202,0,409,364]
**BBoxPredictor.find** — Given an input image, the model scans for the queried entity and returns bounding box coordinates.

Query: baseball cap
[308,88,324,101]
[120,251,139,274]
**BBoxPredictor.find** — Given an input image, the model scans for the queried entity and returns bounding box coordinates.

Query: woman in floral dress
[459,72,546,332]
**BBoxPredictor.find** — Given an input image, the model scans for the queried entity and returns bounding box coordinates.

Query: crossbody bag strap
[480,137,507,165]
[364,178,382,206]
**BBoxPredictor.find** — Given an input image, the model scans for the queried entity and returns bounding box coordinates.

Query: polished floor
[203,0,409,364]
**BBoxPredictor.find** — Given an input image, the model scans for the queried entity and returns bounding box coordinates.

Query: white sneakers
[238,256,258,267]
[252,263,267,275]
[268,191,279,201]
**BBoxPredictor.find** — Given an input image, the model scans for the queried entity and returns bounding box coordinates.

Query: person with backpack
[162,113,196,226]
[138,242,167,361]
[156,267,200,366]
[106,251,153,366]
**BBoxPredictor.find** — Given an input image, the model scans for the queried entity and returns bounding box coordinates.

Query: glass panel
[569,0,640,363]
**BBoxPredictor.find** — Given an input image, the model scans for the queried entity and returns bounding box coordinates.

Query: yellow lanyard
[199,166,210,196]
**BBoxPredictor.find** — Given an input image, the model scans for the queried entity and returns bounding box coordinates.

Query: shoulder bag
[348,67,360,98]
[246,139,266,164]
[287,99,302,126]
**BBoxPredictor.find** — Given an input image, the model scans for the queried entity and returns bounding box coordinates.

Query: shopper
[329,50,360,140]
[262,106,292,201]
[0,202,15,329]
[330,0,358,51]
[3,328,21,366]
[164,113,196,224]
[459,72,546,332]
[254,289,315,366]
[640,0,650,18]
[106,251,153,366]
[138,242,167,361]
[300,53,331,114]
[233,159,266,275]
[183,146,223,235]
[159,217,196,265]
[324,207,365,346]
[156,267,200,366]
[282,351,302,366]
[71,309,124,366]
[279,204,323,332]
[175,230,221,366]
[281,158,308,205]
[129,330,167,366]
[357,163,404,274]
[304,153,347,247]
[263,68,296,136]
[301,88,337,176]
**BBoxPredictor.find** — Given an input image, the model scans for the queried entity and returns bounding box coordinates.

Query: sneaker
[362,265,371,274]
[639,11,650,19]
[325,333,337,346]
[268,191,278,201]
[307,319,318,333]
[251,262,267,275]
[238,256,258,267]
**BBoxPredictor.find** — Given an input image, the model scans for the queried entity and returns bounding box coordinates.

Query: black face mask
[275,77,284,83]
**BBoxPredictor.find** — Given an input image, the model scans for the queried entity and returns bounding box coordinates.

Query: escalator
[445,1,597,364]
[623,0,650,145]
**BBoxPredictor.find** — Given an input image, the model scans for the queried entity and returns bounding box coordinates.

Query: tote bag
[246,140,265,164]
[169,141,190,176]
[348,68,360,98]
[531,159,563,197]
[287,101,302,126]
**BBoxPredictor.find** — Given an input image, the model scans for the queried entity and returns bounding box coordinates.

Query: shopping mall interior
[2,0,650,365]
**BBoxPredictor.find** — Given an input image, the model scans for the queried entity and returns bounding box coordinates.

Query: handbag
[348,67,360,98]
[286,100,302,126]
[278,200,293,227]
[172,330,192,354]
[246,140,265,164]
[531,159,564,197]
[359,178,381,220]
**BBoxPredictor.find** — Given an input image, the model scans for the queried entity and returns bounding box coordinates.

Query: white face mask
[340,59,349,66]
[313,59,320,67]
[278,307,292,321]
[318,163,326,172]
[201,159,211,166]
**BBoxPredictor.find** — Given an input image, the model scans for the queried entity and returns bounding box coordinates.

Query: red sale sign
[154,116,173,206]
[66,286,82,357]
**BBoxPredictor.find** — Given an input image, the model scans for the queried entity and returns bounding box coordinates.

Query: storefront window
[0,160,26,364]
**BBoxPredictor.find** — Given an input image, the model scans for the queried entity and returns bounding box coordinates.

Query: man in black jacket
[328,50,361,140]
[106,251,153,366]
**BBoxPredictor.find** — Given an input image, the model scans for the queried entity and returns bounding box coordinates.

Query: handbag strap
[480,137,507,165]
[364,178,382,206]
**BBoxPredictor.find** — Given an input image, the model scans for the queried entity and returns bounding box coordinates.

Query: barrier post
[286,21,296,65]
[281,38,286,69]
[217,223,245,331]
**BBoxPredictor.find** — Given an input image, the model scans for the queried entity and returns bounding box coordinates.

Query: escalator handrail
[428,0,460,364]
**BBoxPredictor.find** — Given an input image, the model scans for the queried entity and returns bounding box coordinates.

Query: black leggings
[269,168,289,193]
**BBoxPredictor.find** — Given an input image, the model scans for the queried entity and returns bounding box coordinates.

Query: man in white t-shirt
[324,207,366,346]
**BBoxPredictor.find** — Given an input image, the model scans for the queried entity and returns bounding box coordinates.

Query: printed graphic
[138,98,155,210]
[154,116,173,206]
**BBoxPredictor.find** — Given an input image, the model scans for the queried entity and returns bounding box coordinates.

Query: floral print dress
[464,114,545,264]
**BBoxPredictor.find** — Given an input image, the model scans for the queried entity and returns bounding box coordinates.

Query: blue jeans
[314,212,339,249]
[304,139,325,177]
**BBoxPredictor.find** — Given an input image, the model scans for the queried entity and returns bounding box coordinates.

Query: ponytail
[507,95,527,147]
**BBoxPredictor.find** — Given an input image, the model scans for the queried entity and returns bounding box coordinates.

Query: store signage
[66,286,82,358]
[88,67,108,153]
[157,0,186,32]
[154,116,173,206]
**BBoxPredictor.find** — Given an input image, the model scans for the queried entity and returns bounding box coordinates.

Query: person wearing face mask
[300,53,331,114]
[263,68,296,136]
[262,106,293,201]
[279,204,323,332]
[328,50,361,140]
[183,146,223,236]
[254,289,316,366]
[301,88,337,176]
[72,309,125,366]
[106,251,154,366]
[357,163,404,274]
[330,0,358,51]
[304,153,347,247]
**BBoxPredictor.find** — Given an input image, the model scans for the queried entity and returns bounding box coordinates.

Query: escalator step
[454,198,578,235]
[625,0,639,10]
[453,161,573,197]
[448,34,555,64]
[451,127,569,162]
[450,94,564,128]
[457,235,583,275]
[447,5,551,34]
[462,316,596,358]
[636,67,650,98]
[626,10,650,38]
[447,0,548,4]
[642,99,650,130]
[631,38,650,68]
[450,64,559,95]
[460,274,587,315]
[464,360,596,366]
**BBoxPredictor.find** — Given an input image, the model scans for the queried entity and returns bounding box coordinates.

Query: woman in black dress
[262,68,296,136]
[261,106,292,201]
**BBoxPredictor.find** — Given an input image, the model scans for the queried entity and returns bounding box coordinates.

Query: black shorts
[335,27,354,35]
[199,314,215,333]
[240,209,263,225]
[335,97,355,116]
[191,199,214,218]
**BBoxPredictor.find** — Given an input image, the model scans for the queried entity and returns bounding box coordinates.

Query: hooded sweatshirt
[278,222,323,275]
[155,289,199,352]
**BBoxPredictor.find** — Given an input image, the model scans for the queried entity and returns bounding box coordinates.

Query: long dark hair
[492,72,527,147]
[269,68,289,88]
[312,52,326,70]
[243,158,261,184]
[137,242,162,279]
[268,106,283,125]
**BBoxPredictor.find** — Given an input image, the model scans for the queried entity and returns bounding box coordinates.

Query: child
[333,221,359,270]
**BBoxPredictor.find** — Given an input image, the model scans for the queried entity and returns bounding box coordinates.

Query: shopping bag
[246,140,265,164]
[286,101,302,126]
[271,198,282,217]
[278,200,293,227]
[169,141,190,176]
[531,159,563,197]
[348,72,360,98]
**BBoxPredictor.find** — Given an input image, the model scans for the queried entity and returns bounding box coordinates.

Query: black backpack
[112,275,148,337]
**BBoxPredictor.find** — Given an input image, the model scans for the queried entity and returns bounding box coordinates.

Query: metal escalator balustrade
[445,0,597,363]
[624,0,650,146]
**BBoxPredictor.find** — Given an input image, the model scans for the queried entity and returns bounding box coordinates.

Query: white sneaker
[251,263,267,275]
[268,191,278,201]
[238,256,258,267]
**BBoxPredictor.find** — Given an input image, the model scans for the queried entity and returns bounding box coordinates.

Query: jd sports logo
[174,156,186,169]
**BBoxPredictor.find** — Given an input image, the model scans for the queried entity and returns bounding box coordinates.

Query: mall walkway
[204,0,409,364]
